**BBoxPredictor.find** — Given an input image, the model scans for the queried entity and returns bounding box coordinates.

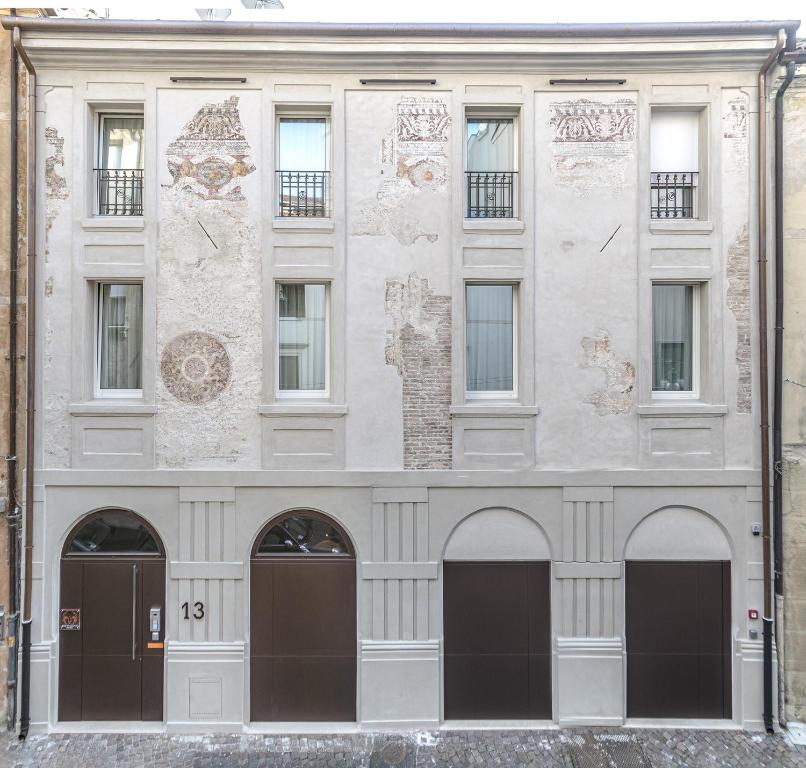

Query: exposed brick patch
[727,225,752,413]
[385,273,452,469]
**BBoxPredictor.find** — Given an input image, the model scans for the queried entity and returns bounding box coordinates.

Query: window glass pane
[466,119,514,172]
[100,116,144,170]
[256,513,351,556]
[650,111,698,171]
[466,284,514,392]
[653,284,694,392]
[99,283,143,391]
[69,510,158,554]
[278,283,326,391]
[278,118,327,171]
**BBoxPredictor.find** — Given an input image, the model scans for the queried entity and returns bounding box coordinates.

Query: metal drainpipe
[11,26,35,741]
[5,7,21,733]
[758,28,786,735]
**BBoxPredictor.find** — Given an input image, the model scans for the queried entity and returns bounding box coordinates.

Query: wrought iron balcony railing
[466,171,516,219]
[276,170,330,218]
[650,171,698,219]
[95,168,143,216]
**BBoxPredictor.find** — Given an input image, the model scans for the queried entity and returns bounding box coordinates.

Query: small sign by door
[59,608,80,631]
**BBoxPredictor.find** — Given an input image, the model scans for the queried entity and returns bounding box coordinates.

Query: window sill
[637,403,728,417]
[258,403,348,417]
[451,404,539,417]
[273,218,335,232]
[83,216,145,231]
[463,219,525,235]
[649,219,713,235]
[69,401,156,416]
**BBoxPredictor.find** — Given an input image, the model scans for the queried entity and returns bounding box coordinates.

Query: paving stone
[1,729,805,768]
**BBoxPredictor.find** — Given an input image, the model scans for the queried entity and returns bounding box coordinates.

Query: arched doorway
[624,507,732,719]
[250,510,356,722]
[442,508,552,720]
[59,508,165,721]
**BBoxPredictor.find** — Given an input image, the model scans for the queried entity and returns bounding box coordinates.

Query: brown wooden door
[59,557,165,721]
[250,558,356,721]
[626,560,731,719]
[443,561,551,719]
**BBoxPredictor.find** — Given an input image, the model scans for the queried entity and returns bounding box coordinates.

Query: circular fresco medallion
[160,331,231,405]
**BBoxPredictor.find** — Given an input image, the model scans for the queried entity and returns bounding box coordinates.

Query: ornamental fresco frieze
[166,95,255,201]
[549,98,637,143]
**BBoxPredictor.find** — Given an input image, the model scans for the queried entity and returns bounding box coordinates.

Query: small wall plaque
[59,608,80,631]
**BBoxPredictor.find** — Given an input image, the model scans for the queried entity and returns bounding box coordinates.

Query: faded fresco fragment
[354,97,450,245]
[549,98,637,195]
[166,96,255,201]
[723,94,749,172]
[157,92,261,467]
[581,331,636,416]
[385,273,452,469]
[44,126,68,248]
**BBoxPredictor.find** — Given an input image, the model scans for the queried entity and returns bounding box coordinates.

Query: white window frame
[651,281,701,401]
[94,110,144,217]
[94,281,144,400]
[464,281,519,401]
[274,110,332,218]
[275,281,331,400]
[464,110,519,220]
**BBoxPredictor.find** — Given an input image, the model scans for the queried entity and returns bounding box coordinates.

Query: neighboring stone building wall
[783,71,806,725]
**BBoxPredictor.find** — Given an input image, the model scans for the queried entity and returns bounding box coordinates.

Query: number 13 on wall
[181,601,204,620]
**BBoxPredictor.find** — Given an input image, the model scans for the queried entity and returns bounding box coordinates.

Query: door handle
[132,564,137,661]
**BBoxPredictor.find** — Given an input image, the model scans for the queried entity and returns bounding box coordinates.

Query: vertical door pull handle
[132,564,137,660]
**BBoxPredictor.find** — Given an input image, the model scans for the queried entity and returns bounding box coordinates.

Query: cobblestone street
[1,729,805,768]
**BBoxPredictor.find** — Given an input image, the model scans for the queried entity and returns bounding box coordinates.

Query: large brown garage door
[626,560,731,719]
[444,561,551,719]
[250,511,356,722]
[59,510,165,722]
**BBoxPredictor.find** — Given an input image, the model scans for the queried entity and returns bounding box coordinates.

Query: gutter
[757,27,786,735]
[5,6,20,733]
[11,25,35,741]
[0,16,801,38]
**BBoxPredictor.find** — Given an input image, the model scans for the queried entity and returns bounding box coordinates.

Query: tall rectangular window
[466,118,516,218]
[466,284,515,395]
[277,283,328,394]
[650,110,700,219]
[96,114,144,216]
[276,117,329,217]
[652,283,697,395]
[96,283,143,396]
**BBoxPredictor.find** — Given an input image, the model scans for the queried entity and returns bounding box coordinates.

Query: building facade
[6,18,798,733]
[782,56,806,726]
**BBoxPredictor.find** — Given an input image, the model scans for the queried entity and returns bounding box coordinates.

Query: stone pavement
[1,728,806,768]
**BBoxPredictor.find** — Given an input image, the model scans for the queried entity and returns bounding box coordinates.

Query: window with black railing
[466,171,517,218]
[96,114,144,217]
[95,168,144,216]
[466,117,516,219]
[650,171,698,219]
[276,170,330,217]
[276,116,330,218]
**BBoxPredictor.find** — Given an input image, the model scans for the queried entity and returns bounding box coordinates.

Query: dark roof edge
[0,16,800,38]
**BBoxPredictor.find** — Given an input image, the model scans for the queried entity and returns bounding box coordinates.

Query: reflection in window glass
[256,514,351,556]
[98,283,143,391]
[100,115,144,170]
[278,118,327,171]
[653,284,694,392]
[69,510,159,554]
[278,283,326,392]
[99,283,143,392]
[466,284,514,393]
[466,119,514,171]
